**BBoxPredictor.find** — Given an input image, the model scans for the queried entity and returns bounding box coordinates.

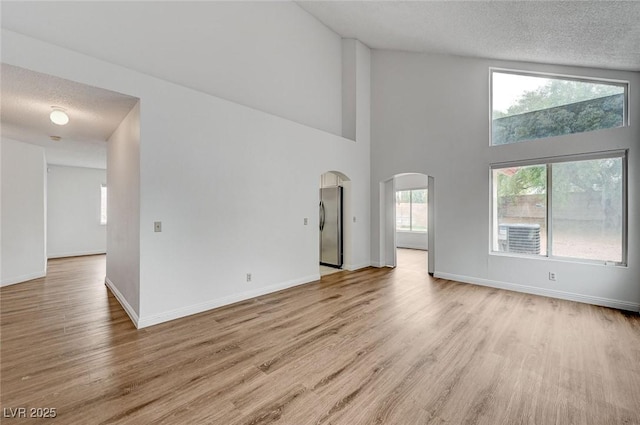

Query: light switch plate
[154,221,162,232]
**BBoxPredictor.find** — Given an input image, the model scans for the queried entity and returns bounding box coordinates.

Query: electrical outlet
[549,272,557,281]
[246,273,252,282]
[304,218,308,225]
[154,221,162,232]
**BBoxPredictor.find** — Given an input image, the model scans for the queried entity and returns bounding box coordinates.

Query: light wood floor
[1,250,639,424]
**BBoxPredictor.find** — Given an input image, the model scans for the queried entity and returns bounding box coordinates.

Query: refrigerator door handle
[319,201,325,231]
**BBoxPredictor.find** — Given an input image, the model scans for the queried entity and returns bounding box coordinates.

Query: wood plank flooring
[1,250,639,424]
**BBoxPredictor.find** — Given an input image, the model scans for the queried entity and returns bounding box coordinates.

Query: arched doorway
[319,171,352,277]
[379,173,435,275]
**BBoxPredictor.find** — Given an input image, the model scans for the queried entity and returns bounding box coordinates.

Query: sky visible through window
[492,73,546,113]
[493,72,625,116]
[491,70,625,145]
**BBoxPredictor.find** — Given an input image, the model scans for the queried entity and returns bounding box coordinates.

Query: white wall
[395,174,429,250]
[351,40,372,270]
[106,102,141,322]
[320,38,372,272]
[395,173,428,191]
[320,172,343,188]
[342,39,357,141]
[1,2,343,136]
[397,232,428,251]
[371,50,640,311]
[47,165,106,258]
[2,29,371,328]
[136,80,370,326]
[1,138,46,286]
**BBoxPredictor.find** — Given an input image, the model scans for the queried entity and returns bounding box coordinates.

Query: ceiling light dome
[50,108,69,126]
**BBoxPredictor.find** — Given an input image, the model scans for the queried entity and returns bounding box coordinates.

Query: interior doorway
[396,248,428,274]
[319,171,351,277]
[0,63,139,287]
[379,173,435,275]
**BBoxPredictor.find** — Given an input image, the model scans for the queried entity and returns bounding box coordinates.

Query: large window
[492,151,626,265]
[396,189,427,232]
[491,70,627,146]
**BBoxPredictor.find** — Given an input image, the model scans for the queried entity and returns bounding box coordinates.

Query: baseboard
[1,270,46,287]
[344,262,371,271]
[435,272,640,312]
[48,250,106,259]
[105,277,140,328]
[370,262,395,269]
[397,244,428,251]
[137,274,321,329]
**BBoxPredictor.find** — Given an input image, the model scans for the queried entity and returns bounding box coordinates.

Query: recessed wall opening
[0,63,140,314]
[379,173,435,275]
[319,171,352,277]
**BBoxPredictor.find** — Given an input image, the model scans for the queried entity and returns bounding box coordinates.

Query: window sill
[489,251,627,268]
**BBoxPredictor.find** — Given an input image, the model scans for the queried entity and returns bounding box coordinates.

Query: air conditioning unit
[498,224,541,254]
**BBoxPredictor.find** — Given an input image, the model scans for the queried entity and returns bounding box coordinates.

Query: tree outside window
[492,71,626,145]
[396,189,427,232]
[492,155,625,264]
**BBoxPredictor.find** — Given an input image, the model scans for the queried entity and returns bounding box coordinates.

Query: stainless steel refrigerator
[319,186,343,268]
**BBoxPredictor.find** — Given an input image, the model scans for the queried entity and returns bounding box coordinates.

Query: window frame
[490,149,628,266]
[489,67,629,147]
[395,188,428,233]
[100,183,107,226]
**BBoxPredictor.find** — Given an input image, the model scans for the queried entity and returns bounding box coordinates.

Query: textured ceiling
[297,1,640,71]
[1,64,138,169]
[1,1,637,170]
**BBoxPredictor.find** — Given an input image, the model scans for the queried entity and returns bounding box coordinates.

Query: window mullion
[409,190,413,232]
[622,154,628,265]
[492,154,625,265]
[547,164,552,258]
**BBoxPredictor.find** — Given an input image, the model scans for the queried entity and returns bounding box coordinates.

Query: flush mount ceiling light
[50,107,69,126]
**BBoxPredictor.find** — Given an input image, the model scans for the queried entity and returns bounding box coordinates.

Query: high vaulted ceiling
[1,1,638,169]
[297,1,640,71]
[3,1,638,75]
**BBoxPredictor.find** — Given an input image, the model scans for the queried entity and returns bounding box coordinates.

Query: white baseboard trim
[1,270,47,287]
[371,263,394,269]
[344,262,371,271]
[105,277,140,328]
[435,272,640,312]
[48,250,106,259]
[137,274,321,329]
[397,244,428,251]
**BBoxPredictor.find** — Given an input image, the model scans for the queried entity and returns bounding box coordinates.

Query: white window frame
[396,188,428,233]
[490,150,627,266]
[100,184,107,225]
[489,68,629,146]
